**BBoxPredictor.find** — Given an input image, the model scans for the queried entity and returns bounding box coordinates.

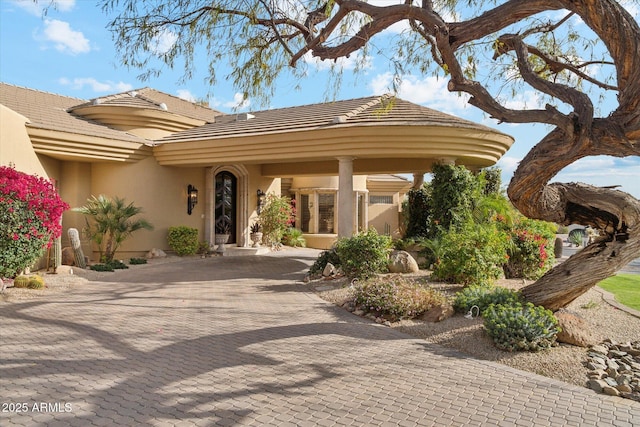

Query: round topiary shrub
[167,226,199,256]
[453,285,522,314]
[27,275,45,289]
[482,302,561,352]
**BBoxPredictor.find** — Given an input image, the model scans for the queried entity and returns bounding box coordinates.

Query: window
[300,194,310,233]
[318,193,335,233]
[369,195,393,205]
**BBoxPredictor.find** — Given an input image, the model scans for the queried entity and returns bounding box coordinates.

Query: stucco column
[412,173,425,190]
[337,157,354,238]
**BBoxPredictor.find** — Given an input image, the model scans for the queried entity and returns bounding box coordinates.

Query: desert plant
[90,263,114,272]
[13,275,30,288]
[1,166,68,279]
[483,302,560,352]
[503,220,555,280]
[554,237,564,259]
[107,260,128,270]
[352,275,448,320]
[250,222,262,233]
[197,241,212,255]
[129,257,147,265]
[74,195,153,263]
[309,249,341,276]
[27,275,45,289]
[453,285,522,314]
[568,228,586,247]
[335,229,392,279]
[167,226,199,256]
[282,227,306,247]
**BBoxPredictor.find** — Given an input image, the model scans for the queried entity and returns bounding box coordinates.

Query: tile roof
[72,87,222,123]
[158,94,508,143]
[0,83,149,144]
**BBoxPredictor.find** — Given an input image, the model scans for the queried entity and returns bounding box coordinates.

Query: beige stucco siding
[0,105,48,177]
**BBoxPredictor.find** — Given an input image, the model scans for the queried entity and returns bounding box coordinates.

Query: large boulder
[61,247,75,266]
[388,250,420,274]
[554,309,597,347]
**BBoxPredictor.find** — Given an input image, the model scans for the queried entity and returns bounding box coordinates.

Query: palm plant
[74,195,153,262]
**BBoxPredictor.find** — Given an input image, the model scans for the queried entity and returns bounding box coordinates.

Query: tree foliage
[0,166,69,279]
[101,0,640,309]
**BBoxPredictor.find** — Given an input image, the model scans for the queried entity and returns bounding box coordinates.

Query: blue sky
[1,0,638,198]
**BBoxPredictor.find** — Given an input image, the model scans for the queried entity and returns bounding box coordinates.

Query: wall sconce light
[257,189,266,214]
[187,184,198,215]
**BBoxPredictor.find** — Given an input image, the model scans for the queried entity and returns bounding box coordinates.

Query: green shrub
[483,302,560,352]
[335,229,392,279]
[352,275,448,320]
[107,260,128,270]
[453,285,521,313]
[432,223,509,286]
[568,228,585,247]
[309,249,341,276]
[197,241,212,255]
[13,275,30,288]
[129,257,147,265]
[282,228,306,247]
[27,275,45,289]
[90,263,114,272]
[167,226,199,256]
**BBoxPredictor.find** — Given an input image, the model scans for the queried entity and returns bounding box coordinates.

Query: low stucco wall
[303,234,337,250]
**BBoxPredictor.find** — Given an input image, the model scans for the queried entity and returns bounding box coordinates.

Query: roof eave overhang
[152,124,514,174]
[71,105,207,133]
[27,127,152,162]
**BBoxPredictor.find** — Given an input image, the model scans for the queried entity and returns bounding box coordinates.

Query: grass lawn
[597,274,640,311]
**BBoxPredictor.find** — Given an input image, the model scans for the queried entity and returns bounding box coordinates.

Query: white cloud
[303,51,373,72]
[224,93,251,110]
[58,77,132,93]
[369,72,470,114]
[40,18,90,55]
[151,29,178,55]
[12,0,75,16]
[176,89,197,103]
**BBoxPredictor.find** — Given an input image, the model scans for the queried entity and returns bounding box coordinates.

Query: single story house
[1,82,514,259]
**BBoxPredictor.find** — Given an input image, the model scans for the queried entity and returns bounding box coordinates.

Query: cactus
[554,237,563,258]
[68,228,86,269]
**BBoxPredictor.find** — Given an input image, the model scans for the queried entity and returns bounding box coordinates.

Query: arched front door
[215,172,237,244]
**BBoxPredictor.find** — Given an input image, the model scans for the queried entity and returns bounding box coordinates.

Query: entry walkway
[1,250,639,426]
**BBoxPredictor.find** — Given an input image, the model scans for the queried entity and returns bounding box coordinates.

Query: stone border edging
[593,286,640,319]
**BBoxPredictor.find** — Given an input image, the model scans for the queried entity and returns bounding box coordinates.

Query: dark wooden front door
[215,172,237,243]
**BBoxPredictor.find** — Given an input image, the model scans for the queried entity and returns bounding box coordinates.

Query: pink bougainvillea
[0,165,69,279]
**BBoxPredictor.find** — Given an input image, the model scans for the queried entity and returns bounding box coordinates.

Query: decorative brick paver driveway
[1,250,639,426]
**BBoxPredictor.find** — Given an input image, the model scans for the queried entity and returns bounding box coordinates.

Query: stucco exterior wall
[368,192,403,239]
[0,105,48,177]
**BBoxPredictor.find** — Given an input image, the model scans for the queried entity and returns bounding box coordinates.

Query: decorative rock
[554,309,597,347]
[387,250,420,274]
[353,309,365,316]
[420,303,455,323]
[322,262,337,277]
[603,386,620,396]
[146,248,167,259]
[61,247,75,266]
[586,340,640,402]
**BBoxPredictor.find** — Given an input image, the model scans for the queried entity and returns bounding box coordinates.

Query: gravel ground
[3,260,639,391]
[312,272,640,389]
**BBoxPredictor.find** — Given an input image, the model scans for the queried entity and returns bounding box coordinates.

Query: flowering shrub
[257,193,294,245]
[0,166,68,279]
[502,219,555,279]
[352,275,448,320]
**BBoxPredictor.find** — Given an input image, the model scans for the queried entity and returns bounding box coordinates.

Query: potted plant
[250,222,263,247]
[215,222,231,253]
